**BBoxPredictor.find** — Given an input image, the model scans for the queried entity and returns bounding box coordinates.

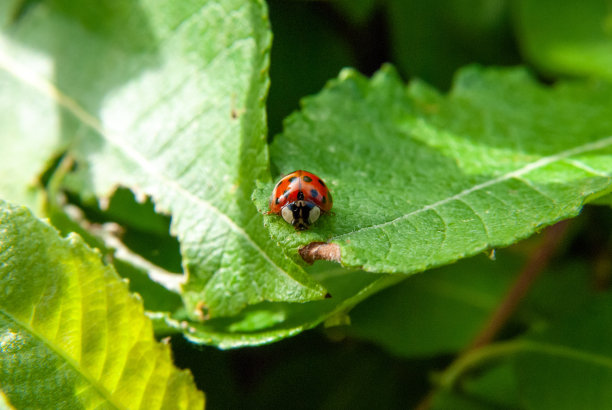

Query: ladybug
[269,170,333,230]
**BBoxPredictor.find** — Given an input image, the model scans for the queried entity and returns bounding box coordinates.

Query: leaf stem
[436,340,524,389]
[415,220,571,410]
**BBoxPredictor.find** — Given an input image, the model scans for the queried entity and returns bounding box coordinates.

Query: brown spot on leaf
[299,241,341,264]
[231,107,246,119]
[195,301,210,321]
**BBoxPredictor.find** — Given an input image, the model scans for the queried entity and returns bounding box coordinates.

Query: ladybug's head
[281,200,321,230]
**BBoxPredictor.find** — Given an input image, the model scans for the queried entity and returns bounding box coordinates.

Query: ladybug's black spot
[289,176,298,183]
[321,195,326,204]
[310,189,319,198]
[317,178,326,187]
[283,189,290,197]
[303,175,312,182]
[297,191,305,200]
[275,197,280,204]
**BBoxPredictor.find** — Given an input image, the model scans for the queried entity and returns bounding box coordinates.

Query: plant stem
[467,220,571,350]
[415,220,571,410]
[437,340,524,389]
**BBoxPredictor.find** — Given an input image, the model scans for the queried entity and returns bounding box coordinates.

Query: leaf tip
[338,67,361,82]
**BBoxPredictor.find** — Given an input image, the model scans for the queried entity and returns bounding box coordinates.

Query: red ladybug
[269,170,333,230]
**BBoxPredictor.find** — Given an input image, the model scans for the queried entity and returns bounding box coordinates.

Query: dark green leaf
[264,65,612,275]
[515,295,612,409]
[514,0,612,80]
[385,0,516,88]
[347,252,518,357]
[163,262,403,348]
[432,363,520,410]
[331,0,377,26]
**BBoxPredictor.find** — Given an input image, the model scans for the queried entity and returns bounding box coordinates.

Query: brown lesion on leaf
[230,93,246,119]
[231,107,246,119]
[299,241,341,264]
[195,301,210,321]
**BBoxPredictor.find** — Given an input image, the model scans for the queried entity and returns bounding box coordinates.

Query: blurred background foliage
[266,0,521,137]
[167,0,612,408]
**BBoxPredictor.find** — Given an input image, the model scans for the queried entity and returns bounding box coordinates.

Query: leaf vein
[0,310,123,409]
[524,340,612,369]
[456,197,490,243]
[564,159,612,178]
[123,36,254,136]
[512,176,557,204]
[332,134,612,240]
[0,52,297,284]
[428,207,448,261]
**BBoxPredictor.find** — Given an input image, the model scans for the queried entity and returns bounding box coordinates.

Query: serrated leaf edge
[0,309,124,409]
[0,46,308,292]
[332,133,612,241]
[0,205,204,409]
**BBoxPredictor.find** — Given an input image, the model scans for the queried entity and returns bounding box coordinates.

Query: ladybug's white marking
[308,205,320,224]
[281,206,294,225]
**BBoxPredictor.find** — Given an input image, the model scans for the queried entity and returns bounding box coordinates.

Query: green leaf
[433,293,612,410]
[432,363,520,410]
[267,1,357,136]
[514,295,612,409]
[0,0,327,318]
[348,248,598,358]
[104,187,175,237]
[345,215,606,357]
[520,258,595,325]
[514,0,612,80]
[264,65,612,274]
[0,4,65,212]
[346,252,518,357]
[160,262,404,348]
[114,259,184,314]
[384,0,515,88]
[0,200,204,409]
[0,390,15,410]
[330,0,377,26]
[590,192,612,207]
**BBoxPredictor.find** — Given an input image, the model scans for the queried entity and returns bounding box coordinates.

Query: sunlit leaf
[0,0,327,319]
[0,200,204,409]
[263,65,612,275]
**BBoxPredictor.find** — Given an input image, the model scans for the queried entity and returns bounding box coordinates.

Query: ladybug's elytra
[268,170,333,230]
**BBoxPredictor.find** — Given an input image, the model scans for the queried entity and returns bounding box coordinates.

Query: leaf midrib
[0,49,299,284]
[522,340,612,369]
[333,134,612,240]
[0,309,124,410]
